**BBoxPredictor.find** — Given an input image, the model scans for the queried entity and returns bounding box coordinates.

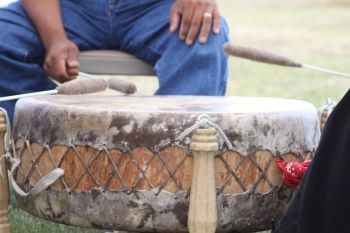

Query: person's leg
[0,2,53,122]
[0,0,112,123]
[111,0,229,96]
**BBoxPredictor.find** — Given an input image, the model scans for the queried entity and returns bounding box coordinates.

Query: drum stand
[0,111,11,233]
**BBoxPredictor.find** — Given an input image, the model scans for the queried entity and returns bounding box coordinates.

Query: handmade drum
[11,95,320,232]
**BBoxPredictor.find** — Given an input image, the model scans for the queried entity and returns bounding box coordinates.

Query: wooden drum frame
[0,95,320,233]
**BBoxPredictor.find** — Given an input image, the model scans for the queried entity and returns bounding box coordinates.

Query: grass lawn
[6,0,350,232]
[222,0,350,106]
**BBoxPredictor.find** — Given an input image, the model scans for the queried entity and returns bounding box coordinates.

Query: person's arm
[169,0,220,46]
[22,0,79,82]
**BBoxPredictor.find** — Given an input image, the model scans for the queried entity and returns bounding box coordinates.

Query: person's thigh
[0,2,53,122]
[0,0,112,122]
[112,0,229,95]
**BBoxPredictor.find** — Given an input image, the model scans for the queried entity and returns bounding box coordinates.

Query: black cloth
[275,89,350,233]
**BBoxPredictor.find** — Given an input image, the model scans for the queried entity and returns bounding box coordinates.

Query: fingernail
[170,26,175,32]
[180,35,185,40]
[199,36,207,43]
[214,28,220,34]
[186,39,193,45]
[68,60,78,67]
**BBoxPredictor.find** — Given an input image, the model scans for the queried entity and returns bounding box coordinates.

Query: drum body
[12,95,320,232]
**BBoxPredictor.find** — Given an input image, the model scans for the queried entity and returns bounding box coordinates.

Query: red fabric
[275,160,311,188]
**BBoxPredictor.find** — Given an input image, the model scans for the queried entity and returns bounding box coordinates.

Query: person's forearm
[21,0,67,49]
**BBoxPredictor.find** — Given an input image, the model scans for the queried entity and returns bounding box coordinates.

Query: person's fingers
[43,40,79,83]
[67,67,79,77]
[179,6,194,41]
[66,56,79,78]
[186,7,206,45]
[212,8,221,34]
[45,56,69,83]
[67,45,79,66]
[55,58,70,82]
[170,5,181,33]
[67,59,79,69]
[198,11,213,44]
[66,45,79,79]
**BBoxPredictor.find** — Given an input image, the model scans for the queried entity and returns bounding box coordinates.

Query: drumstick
[223,43,350,79]
[0,79,108,102]
[107,78,138,94]
[78,72,138,94]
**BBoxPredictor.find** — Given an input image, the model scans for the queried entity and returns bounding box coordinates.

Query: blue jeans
[0,0,229,123]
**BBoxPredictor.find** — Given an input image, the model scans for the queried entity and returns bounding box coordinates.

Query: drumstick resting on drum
[0,79,108,102]
[223,43,350,79]
[107,78,138,94]
[79,72,138,95]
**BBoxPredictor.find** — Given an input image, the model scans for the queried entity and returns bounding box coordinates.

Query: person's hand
[43,39,79,83]
[170,0,220,46]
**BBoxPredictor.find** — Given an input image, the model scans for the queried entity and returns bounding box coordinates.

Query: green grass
[7,0,350,232]
[220,0,350,106]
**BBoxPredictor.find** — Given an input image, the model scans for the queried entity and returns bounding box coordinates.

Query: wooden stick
[188,128,218,233]
[0,90,58,102]
[302,64,350,79]
[0,111,11,233]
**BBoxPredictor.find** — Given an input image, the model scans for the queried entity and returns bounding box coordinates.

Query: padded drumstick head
[107,78,137,94]
[223,43,302,68]
[57,79,108,95]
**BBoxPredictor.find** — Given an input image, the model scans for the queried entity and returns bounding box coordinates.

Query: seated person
[0,0,229,122]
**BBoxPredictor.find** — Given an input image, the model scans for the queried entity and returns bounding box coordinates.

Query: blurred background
[221,0,349,107]
[0,0,12,6]
[1,0,349,232]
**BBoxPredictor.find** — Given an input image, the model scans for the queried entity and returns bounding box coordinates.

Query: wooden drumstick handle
[223,43,302,67]
[189,128,218,233]
[0,111,11,233]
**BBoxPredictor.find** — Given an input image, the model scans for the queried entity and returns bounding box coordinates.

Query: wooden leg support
[188,128,218,233]
[0,111,10,233]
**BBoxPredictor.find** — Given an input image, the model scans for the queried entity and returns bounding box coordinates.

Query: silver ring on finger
[203,12,213,18]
